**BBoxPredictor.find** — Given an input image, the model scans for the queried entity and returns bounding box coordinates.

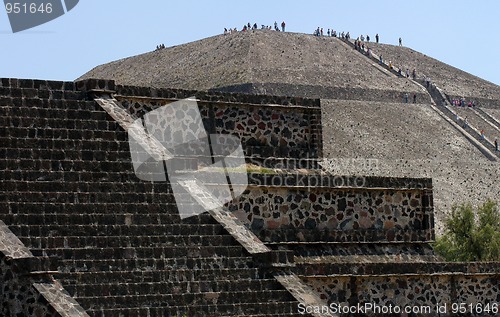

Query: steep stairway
[479,108,500,128]
[422,82,499,159]
[0,80,312,317]
[341,38,499,160]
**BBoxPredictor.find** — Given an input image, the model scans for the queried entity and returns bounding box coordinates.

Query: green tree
[434,200,499,262]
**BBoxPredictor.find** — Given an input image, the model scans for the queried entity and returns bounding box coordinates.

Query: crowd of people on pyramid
[451,97,476,108]
[224,21,286,34]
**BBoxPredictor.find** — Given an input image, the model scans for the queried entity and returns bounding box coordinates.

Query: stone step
[76,290,295,310]
[0,115,119,130]
[267,241,436,257]
[0,105,106,121]
[0,169,155,183]
[63,278,281,297]
[8,223,226,238]
[2,212,215,225]
[1,202,188,215]
[0,126,126,142]
[0,84,85,100]
[1,182,173,195]
[0,93,91,107]
[60,267,259,284]
[0,140,128,153]
[60,256,256,272]
[1,181,171,195]
[19,234,236,249]
[258,227,431,244]
[0,158,132,173]
[30,245,247,260]
[0,154,132,170]
[86,301,303,317]
[2,190,176,204]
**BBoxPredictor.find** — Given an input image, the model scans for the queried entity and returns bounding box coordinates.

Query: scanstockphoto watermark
[248,172,367,189]
[246,156,369,189]
[320,157,380,173]
[298,302,499,315]
[4,0,79,33]
[128,97,248,219]
[253,156,380,172]
[298,303,433,315]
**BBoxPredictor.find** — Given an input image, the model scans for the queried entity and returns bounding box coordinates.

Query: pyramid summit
[80,29,500,106]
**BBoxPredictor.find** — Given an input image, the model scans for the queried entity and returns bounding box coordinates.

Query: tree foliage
[434,200,500,262]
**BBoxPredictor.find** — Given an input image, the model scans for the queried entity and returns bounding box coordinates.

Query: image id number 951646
[438,303,499,315]
[5,2,53,14]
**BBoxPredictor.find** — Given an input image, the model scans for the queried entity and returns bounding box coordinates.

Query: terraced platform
[1,29,499,317]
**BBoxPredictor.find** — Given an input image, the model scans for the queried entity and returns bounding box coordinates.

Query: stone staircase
[225,173,499,315]
[478,107,500,128]
[423,81,499,160]
[453,105,500,144]
[1,77,498,316]
[340,38,500,161]
[0,78,314,317]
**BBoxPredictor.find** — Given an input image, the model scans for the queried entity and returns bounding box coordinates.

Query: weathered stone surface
[0,220,33,259]
[304,273,499,317]
[79,31,423,103]
[0,76,498,317]
[229,182,434,243]
[34,283,90,317]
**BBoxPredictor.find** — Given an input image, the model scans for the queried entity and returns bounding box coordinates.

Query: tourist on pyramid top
[367,35,370,42]
[327,29,330,36]
[281,21,286,32]
[399,37,403,46]
[376,33,379,43]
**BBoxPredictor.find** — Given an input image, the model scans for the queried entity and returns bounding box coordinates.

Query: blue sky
[1,0,499,85]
